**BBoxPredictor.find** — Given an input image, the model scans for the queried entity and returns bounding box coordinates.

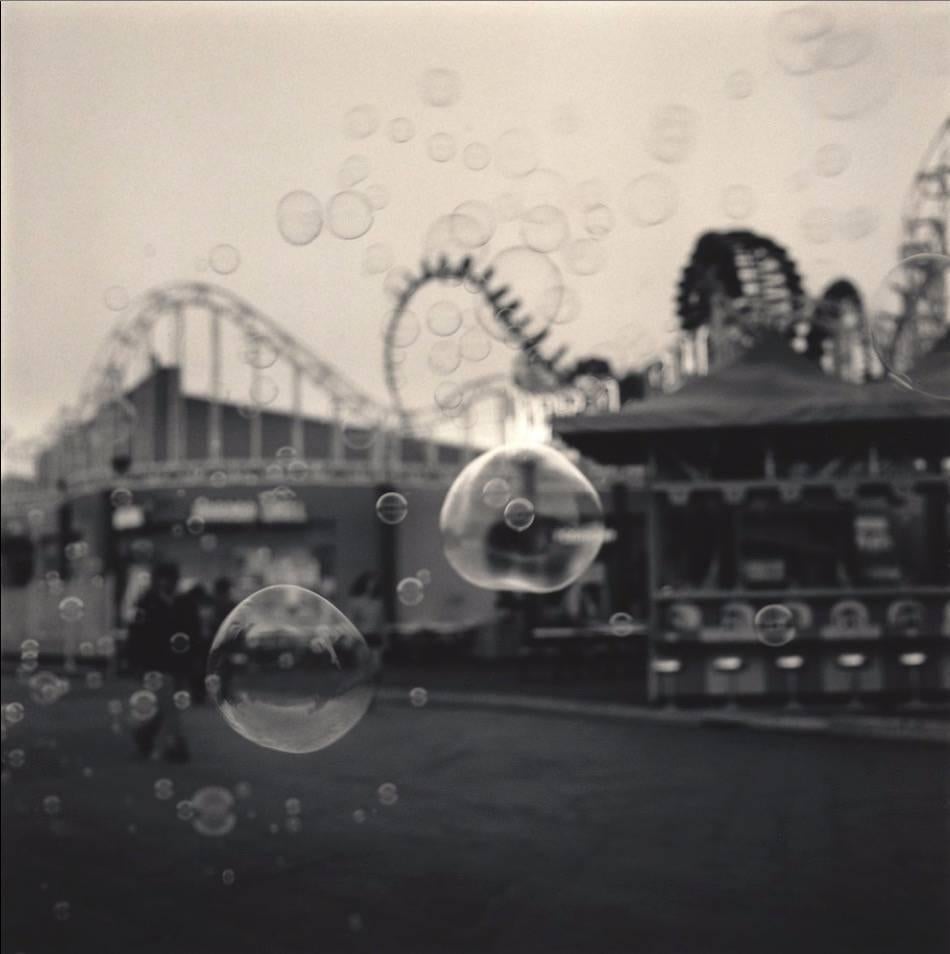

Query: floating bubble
[440,444,605,593]
[339,154,370,188]
[816,29,874,70]
[376,492,409,525]
[396,577,425,607]
[244,331,279,371]
[521,205,569,253]
[868,253,950,400]
[460,327,492,362]
[85,672,104,690]
[754,604,797,647]
[363,243,393,275]
[58,596,84,623]
[209,244,241,275]
[801,207,834,244]
[426,301,463,337]
[344,104,379,139]
[365,184,390,210]
[4,702,25,723]
[427,339,461,376]
[503,497,535,532]
[341,405,381,449]
[388,116,415,143]
[8,749,25,767]
[207,585,374,754]
[563,238,606,276]
[421,68,461,106]
[53,901,71,921]
[814,143,850,177]
[725,70,755,99]
[623,174,678,226]
[451,201,495,248]
[191,786,237,837]
[462,142,491,171]
[43,795,62,815]
[173,690,191,710]
[609,612,636,636]
[488,246,564,330]
[838,206,878,241]
[285,797,302,816]
[129,689,159,722]
[388,308,421,348]
[807,29,898,120]
[154,778,175,800]
[427,132,457,163]
[30,671,67,706]
[769,4,832,74]
[416,569,431,585]
[104,286,129,311]
[409,687,428,708]
[251,375,279,406]
[722,184,757,220]
[494,128,538,178]
[327,191,374,240]
[186,515,205,535]
[111,486,132,507]
[352,808,367,824]
[276,191,323,246]
[377,782,399,806]
[645,105,697,164]
[584,205,615,239]
[434,380,465,413]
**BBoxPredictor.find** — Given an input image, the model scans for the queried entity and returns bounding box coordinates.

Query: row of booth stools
[648,643,950,705]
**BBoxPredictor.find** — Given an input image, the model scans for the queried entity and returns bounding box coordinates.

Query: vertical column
[208,310,222,460]
[249,367,263,460]
[645,451,662,704]
[291,363,304,455]
[329,396,344,462]
[168,306,186,461]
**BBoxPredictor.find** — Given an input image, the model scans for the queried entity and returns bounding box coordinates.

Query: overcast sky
[2,0,947,457]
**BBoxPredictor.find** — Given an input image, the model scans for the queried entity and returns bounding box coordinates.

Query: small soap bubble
[285,797,302,816]
[143,671,164,692]
[503,497,535,532]
[645,104,697,164]
[462,142,491,170]
[173,690,191,711]
[416,569,432,585]
[344,104,379,139]
[494,128,538,178]
[285,816,303,834]
[30,671,68,706]
[363,242,393,275]
[42,795,63,815]
[191,786,238,837]
[129,689,159,722]
[377,782,399,806]
[85,671,104,690]
[376,492,409,525]
[722,184,757,220]
[4,702,25,724]
[170,632,191,654]
[409,687,428,708]
[209,244,241,275]
[396,577,425,607]
[243,333,279,369]
[208,586,374,754]
[754,604,797,647]
[451,201,495,248]
[8,749,26,768]
[441,444,605,593]
[365,183,390,210]
[341,405,381,450]
[53,901,71,921]
[725,69,755,99]
[388,116,415,143]
[222,869,236,886]
[427,339,462,376]
[421,68,461,106]
[815,143,850,177]
[250,375,279,406]
[276,191,323,246]
[609,612,636,636]
[104,286,129,311]
[154,778,175,800]
[58,596,84,623]
[176,800,196,821]
[623,174,678,226]
[427,132,457,163]
[584,204,615,239]
[426,300,463,338]
[327,191,374,240]
[352,808,367,824]
[460,327,492,362]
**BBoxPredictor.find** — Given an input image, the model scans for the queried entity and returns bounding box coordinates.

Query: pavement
[2,673,949,954]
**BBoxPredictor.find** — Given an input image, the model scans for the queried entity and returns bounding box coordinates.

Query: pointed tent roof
[554,332,950,461]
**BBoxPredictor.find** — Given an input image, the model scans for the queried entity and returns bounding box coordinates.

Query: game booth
[554,334,950,707]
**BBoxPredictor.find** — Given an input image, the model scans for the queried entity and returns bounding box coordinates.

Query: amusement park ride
[3,120,948,488]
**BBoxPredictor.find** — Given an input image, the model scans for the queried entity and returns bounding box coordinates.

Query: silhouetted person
[126,563,196,762]
[348,571,385,677]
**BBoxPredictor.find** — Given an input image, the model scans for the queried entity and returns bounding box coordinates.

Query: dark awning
[554,334,950,464]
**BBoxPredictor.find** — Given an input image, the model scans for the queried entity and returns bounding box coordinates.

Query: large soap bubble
[207,585,375,754]
[440,444,605,593]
